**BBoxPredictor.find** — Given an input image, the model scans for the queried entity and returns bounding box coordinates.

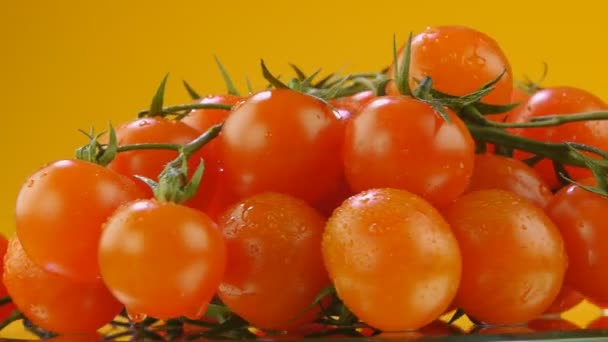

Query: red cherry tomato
[98,199,226,319]
[3,237,122,334]
[15,159,146,281]
[323,188,462,331]
[546,178,608,302]
[466,153,553,209]
[343,96,475,208]
[444,189,567,325]
[507,87,608,189]
[108,117,220,212]
[217,192,330,330]
[221,89,343,204]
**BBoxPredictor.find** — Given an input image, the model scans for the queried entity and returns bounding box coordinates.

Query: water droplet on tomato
[138,120,150,127]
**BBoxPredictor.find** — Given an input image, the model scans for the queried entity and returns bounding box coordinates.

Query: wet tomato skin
[3,237,122,334]
[444,189,567,325]
[323,188,462,331]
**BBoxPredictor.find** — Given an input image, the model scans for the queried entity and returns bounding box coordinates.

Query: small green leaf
[245,76,253,94]
[214,55,240,96]
[261,60,288,89]
[147,73,169,118]
[337,304,358,325]
[396,32,413,96]
[182,80,201,100]
[552,160,573,188]
[313,73,335,88]
[289,63,307,81]
[97,123,118,166]
[322,76,349,100]
[375,77,391,96]
[204,303,232,322]
[428,100,452,123]
[303,68,322,86]
[134,175,158,191]
[181,159,205,202]
[289,285,336,323]
[479,69,507,90]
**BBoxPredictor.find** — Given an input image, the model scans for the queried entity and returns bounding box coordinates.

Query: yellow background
[1,0,607,338]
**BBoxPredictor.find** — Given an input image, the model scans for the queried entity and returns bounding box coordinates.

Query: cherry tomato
[15,159,146,282]
[182,94,243,134]
[543,285,583,315]
[98,199,225,319]
[217,192,329,330]
[528,318,580,331]
[323,188,461,331]
[3,237,122,334]
[444,189,567,325]
[466,153,553,208]
[507,87,608,189]
[108,117,220,212]
[221,89,343,204]
[388,26,513,105]
[0,234,16,321]
[546,178,608,302]
[343,96,475,208]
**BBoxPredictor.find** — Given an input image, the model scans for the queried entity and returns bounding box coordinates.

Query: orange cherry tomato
[98,199,226,319]
[217,192,330,330]
[444,189,567,325]
[389,26,513,106]
[3,237,122,334]
[466,153,553,209]
[343,96,475,208]
[323,188,461,331]
[15,159,146,281]
[507,87,608,189]
[546,178,608,302]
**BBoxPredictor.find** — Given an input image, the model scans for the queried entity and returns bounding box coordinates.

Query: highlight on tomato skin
[546,177,608,302]
[15,159,148,282]
[343,96,475,208]
[217,192,330,331]
[322,188,462,331]
[98,199,226,320]
[444,189,567,325]
[3,237,123,334]
[507,86,608,189]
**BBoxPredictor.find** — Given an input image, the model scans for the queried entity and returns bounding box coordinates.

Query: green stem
[463,106,608,129]
[116,143,182,153]
[182,123,223,158]
[138,103,233,118]
[466,123,608,169]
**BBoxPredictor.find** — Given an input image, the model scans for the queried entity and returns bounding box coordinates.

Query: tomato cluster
[3,24,608,339]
